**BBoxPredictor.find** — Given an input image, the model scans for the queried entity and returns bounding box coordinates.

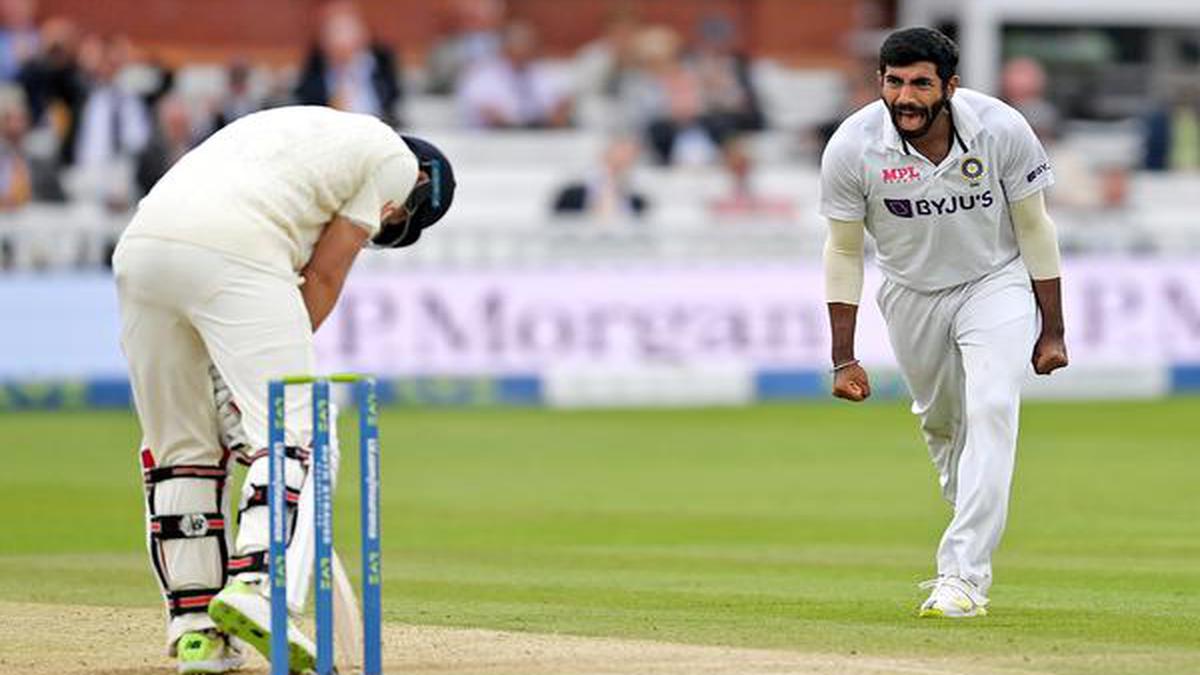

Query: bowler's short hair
[879,27,959,84]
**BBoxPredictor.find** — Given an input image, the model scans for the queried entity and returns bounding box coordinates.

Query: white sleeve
[338,174,383,236]
[999,107,1055,203]
[1010,191,1062,280]
[823,218,866,305]
[337,153,419,236]
[818,131,867,221]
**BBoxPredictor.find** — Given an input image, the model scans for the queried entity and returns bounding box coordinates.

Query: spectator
[552,136,648,221]
[68,33,150,209]
[293,0,402,126]
[425,0,504,95]
[574,8,639,99]
[998,56,1112,210]
[136,94,196,195]
[689,15,766,140]
[1000,57,1059,140]
[1144,82,1200,172]
[0,0,38,82]
[262,63,299,110]
[212,59,263,130]
[16,15,83,152]
[458,20,573,129]
[0,84,38,269]
[814,61,879,160]
[1096,161,1131,210]
[618,26,713,165]
[0,85,31,209]
[0,83,59,202]
[708,135,794,221]
[140,55,175,110]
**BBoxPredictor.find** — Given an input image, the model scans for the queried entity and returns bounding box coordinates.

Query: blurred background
[2,0,1198,410]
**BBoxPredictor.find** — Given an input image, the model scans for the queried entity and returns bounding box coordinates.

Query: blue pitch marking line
[266,380,289,675]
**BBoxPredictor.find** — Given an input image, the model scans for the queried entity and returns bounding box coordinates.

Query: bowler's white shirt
[819,88,1054,292]
[125,106,418,274]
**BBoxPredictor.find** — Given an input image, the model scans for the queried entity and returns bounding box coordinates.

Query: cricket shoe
[208,578,317,673]
[176,629,245,673]
[917,576,989,618]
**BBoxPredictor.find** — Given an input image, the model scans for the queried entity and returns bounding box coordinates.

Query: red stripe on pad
[174,595,215,608]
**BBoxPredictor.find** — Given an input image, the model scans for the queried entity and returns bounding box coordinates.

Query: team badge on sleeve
[960,157,986,186]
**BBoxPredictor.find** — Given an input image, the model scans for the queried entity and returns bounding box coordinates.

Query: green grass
[4,400,1199,673]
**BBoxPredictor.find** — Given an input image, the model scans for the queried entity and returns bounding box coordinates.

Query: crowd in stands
[1,0,1198,270]
[0,0,778,249]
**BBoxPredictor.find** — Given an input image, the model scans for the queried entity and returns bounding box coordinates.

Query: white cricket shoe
[176,629,245,673]
[208,579,317,672]
[917,576,989,618]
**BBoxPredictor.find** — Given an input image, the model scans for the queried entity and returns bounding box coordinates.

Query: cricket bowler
[819,27,1068,617]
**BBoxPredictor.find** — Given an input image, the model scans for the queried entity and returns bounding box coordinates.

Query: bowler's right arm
[819,123,872,402]
[825,217,871,401]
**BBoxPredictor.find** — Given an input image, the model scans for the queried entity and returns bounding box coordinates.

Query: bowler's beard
[888,95,949,140]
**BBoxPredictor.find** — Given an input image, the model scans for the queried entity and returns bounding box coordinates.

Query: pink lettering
[882,166,921,183]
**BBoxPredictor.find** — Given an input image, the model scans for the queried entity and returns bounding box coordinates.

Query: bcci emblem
[960,157,986,185]
[180,514,210,538]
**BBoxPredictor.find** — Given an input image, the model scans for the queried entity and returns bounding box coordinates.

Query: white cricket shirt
[124,106,419,274]
[819,88,1054,292]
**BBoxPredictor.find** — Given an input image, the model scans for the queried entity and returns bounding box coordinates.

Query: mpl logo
[881,166,921,184]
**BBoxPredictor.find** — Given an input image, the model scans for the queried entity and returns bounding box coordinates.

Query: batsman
[112,106,456,672]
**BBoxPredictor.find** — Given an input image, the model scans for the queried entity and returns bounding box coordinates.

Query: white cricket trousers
[878,257,1037,594]
[113,235,315,647]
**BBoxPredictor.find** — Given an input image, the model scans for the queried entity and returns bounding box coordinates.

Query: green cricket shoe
[176,629,245,673]
[208,579,317,673]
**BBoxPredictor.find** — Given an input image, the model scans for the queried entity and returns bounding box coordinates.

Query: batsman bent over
[113,106,455,672]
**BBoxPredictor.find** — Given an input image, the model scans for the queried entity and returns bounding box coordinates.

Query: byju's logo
[882,191,994,219]
[884,199,914,218]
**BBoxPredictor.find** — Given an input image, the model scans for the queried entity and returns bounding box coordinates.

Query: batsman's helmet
[371,134,457,248]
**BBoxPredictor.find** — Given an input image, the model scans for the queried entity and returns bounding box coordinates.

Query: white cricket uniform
[112,106,418,647]
[819,89,1054,594]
